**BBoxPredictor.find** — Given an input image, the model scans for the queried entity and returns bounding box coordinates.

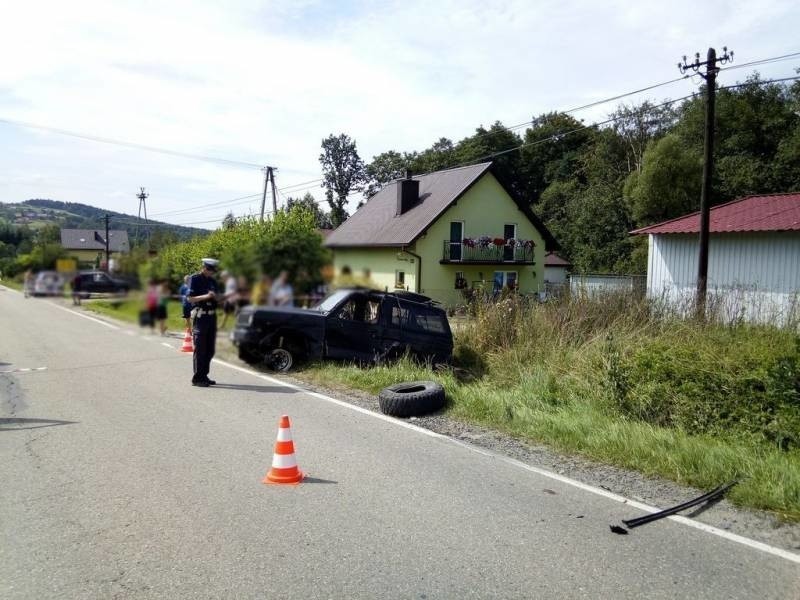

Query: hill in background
[0,199,208,243]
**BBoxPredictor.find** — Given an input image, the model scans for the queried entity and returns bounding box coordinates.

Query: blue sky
[0,0,798,229]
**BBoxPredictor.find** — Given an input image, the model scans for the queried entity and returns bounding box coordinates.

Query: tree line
[314,74,800,273]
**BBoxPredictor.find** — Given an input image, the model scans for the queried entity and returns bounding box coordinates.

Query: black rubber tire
[378,381,446,418]
[267,347,294,372]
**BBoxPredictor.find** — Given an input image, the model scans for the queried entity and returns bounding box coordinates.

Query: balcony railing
[441,240,535,264]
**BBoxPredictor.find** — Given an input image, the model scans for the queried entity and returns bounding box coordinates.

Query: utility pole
[678,46,733,318]
[260,166,278,221]
[136,187,149,246]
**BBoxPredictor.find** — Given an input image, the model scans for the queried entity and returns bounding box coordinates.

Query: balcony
[440,239,535,264]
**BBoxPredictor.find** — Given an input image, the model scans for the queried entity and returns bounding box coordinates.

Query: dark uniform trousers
[188,271,219,383]
[193,315,217,382]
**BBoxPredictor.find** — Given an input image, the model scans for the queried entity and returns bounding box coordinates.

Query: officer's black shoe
[206,379,216,385]
[192,380,210,387]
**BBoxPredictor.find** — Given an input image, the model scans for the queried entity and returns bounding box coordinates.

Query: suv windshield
[313,289,353,313]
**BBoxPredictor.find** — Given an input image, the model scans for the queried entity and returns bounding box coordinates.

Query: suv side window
[414,309,447,334]
[391,302,447,334]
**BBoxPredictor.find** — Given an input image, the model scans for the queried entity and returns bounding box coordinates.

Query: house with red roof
[631,193,800,324]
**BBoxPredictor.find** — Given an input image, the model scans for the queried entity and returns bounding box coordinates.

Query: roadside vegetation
[298,293,800,521]
[73,286,800,519]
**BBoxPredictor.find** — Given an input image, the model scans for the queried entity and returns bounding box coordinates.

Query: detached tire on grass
[378,381,446,418]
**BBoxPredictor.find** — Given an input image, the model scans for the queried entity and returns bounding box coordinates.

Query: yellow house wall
[414,173,545,306]
[331,248,417,292]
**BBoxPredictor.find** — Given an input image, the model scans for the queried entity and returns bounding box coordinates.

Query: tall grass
[302,292,800,520]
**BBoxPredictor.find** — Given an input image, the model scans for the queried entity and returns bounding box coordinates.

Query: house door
[449,222,463,261]
[504,224,516,261]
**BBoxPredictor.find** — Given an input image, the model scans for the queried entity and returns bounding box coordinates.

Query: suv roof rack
[392,290,439,305]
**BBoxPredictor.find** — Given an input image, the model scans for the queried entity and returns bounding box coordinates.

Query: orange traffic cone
[263,415,305,485]
[180,328,194,353]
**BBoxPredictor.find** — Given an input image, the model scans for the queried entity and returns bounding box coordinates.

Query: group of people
[219,269,294,328]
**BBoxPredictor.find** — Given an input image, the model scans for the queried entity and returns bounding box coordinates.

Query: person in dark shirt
[187,258,220,387]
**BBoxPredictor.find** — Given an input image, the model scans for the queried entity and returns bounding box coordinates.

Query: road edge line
[49,303,119,329]
[210,358,800,565]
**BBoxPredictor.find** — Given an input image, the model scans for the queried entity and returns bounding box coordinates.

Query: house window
[455,271,467,290]
[395,270,405,289]
[493,271,518,293]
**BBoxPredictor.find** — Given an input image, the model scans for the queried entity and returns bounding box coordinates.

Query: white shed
[631,193,800,325]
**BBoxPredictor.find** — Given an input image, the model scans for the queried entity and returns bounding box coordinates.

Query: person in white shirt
[268,270,294,307]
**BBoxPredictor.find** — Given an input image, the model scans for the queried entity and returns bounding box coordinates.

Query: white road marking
[211,357,800,565]
[0,366,48,374]
[161,342,174,349]
[50,303,119,330]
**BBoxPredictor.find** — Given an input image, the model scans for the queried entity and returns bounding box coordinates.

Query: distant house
[631,193,800,324]
[60,228,130,269]
[544,251,572,284]
[324,162,558,307]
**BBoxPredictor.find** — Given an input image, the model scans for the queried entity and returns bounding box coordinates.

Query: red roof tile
[630,193,800,235]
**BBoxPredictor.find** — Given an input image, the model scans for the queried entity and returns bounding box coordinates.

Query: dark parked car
[74,270,130,298]
[232,288,453,371]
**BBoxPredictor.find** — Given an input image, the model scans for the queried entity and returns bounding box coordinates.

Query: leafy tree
[320,133,367,227]
[35,223,62,245]
[222,212,238,230]
[567,184,635,273]
[364,150,410,199]
[624,133,702,226]
[286,192,333,229]
[453,124,524,195]
[610,101,678,174]
[410,137,457,174]
[519,113,595,201]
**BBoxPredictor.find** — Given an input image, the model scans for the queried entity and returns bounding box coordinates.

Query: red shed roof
[630,193,800,235]
[544,251,572,267]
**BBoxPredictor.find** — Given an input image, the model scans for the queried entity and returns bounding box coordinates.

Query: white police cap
[201,258,219,271]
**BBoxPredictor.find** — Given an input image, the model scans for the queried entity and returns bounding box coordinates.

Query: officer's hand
[207,291,216,299]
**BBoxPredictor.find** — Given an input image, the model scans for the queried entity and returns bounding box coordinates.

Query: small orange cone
[263,415,305,485]
[180,328,194,353]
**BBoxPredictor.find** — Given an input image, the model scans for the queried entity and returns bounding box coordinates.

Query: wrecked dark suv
[231,288,453,372]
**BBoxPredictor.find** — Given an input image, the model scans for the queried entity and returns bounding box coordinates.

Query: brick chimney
[396,170,420,216]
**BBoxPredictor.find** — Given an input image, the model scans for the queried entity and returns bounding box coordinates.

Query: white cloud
[0,0,798,225]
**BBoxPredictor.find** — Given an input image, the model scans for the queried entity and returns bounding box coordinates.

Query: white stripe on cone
[277,428,292,442]
[272,453,298,469]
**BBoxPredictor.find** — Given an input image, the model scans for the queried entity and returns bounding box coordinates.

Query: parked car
[32,271,66,297]
[232,288,454,372]
[73,270,130,298]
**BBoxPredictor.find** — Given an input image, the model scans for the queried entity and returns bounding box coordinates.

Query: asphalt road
[1,286,798,599]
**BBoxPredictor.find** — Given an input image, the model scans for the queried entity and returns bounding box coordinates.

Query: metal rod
[622,480,738,529]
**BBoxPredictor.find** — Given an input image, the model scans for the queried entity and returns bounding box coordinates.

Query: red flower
[493,237,505,246]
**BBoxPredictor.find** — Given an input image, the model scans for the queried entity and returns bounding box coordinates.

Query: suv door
[382,298,453,363]
[325,293,382,361]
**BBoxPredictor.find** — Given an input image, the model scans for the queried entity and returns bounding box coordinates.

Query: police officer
[187,258,220,387]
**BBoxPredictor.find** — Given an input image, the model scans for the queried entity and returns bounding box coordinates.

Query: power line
[147,193,263,217]
[720,51,800,73]
[456,74,800,167]
[0,117,266,170]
